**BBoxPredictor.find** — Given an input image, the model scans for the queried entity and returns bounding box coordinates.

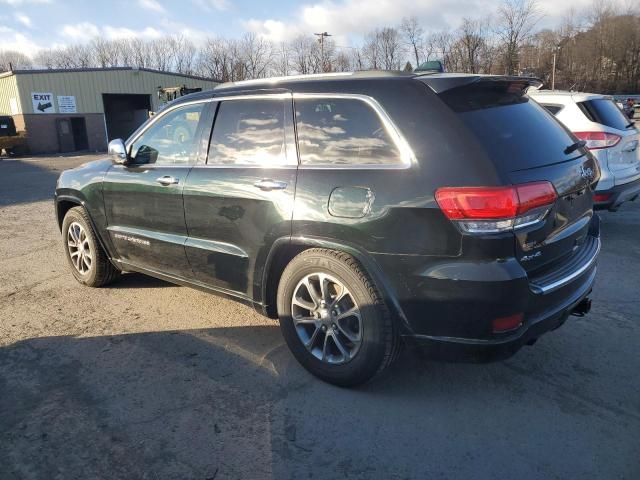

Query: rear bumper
[595,176,640,211]
[402,266,595,362]
[375,221,601,362]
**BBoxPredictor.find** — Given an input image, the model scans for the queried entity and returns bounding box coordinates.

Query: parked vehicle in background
[56,72,600,386]
[0,116,28,157]
[623,98,636,120]
[530,91,640,211]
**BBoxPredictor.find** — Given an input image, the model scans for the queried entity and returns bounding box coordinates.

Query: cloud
[242,0,630,43]
[60,22,100,42]
[193,0,229,12]
[0,0,50,4]
[59,22,163,42]
[243,0,459,43]
[14,12,32,27]
[138,0,166,13]
[0,27,42,56]
[102,26,163,40]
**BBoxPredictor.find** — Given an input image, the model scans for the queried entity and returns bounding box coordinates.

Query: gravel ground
[1,154,639,480]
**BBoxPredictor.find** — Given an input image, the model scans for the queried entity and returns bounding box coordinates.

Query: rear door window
[294,97,402,166]
[438,82,579,171]
[577,99,631,131]
[208,98,294,166]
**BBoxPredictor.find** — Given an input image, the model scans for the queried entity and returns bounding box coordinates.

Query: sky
[0,0,628,58]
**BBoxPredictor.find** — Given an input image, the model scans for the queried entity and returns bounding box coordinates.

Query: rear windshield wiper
[564,140,587,155]
[625,121,636,129]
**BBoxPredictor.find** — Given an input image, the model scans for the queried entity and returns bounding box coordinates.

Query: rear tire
[62,206,120,287]
[277,248,399,387]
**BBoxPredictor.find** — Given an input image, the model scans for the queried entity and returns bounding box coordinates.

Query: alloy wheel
[67,221,92,275]
[291,272,362,364]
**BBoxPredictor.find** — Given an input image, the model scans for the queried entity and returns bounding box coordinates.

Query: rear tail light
[492,313,524,333]
[573,131,621,150]
[435,181,557,234]
[594,192,612,203]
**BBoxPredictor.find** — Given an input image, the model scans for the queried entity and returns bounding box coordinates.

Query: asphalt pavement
[0,154,638,480]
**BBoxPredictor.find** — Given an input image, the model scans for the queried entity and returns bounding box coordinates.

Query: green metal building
[0,67,218,154]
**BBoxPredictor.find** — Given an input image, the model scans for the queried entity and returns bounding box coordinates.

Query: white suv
[530,90,640,211]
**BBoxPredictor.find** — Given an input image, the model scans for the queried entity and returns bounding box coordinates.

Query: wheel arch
[261,236,411,333]
[55,195,84,231]
[56,195,119,269]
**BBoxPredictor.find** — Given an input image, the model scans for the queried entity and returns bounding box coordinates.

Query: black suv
[55,72,600,386]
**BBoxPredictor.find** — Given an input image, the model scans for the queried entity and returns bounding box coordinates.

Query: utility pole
[551,51,557,91]
[551,44,560,91]
[314,32,331,72]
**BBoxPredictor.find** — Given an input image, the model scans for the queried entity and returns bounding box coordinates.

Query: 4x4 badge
[580,165,594,181]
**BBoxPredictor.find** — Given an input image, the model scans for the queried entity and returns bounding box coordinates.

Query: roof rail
[215,72,354,89]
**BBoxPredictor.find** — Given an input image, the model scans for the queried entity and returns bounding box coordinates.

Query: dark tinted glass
[578,99,631,131]
[440,82,579,171]
[295,98,401,166]
[131,103,204,165]
[542,104,563,115]
[209,99,287,165]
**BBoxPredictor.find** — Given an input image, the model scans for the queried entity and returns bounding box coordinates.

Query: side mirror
[108,139,128,164]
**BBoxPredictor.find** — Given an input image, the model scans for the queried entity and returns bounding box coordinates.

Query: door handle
[253,179,287,191]
[156,175,179,186]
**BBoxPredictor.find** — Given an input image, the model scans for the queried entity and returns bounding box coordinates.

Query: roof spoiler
[417,75,543,94]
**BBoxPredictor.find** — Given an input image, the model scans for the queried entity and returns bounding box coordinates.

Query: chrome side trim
[108,225,249,258]
[184,237,248,258]
[107,225,185,246]
[530,237,601,295]
[293,92,416,170]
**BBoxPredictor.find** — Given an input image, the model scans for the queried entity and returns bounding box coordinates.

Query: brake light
[435,181,557,234]
[573,131,621,150]
[492,313,524,333]
[594,192,612,203]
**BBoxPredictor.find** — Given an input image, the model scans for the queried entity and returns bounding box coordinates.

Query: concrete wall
[17,113,107,154]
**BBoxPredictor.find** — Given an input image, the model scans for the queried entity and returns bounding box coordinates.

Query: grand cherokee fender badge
[113,233,150,247]
[521,251,542,262]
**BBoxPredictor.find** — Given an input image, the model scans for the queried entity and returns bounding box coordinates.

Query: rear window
[439,82,579,171]
[577,99,630,131]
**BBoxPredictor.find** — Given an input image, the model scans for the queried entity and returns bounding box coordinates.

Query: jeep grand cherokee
[55,71,600,386]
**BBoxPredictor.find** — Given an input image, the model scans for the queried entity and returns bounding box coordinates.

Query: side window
[541,104,563,116]
[295,97,402,166]
[130,103,205,166]
[208,98,291,166]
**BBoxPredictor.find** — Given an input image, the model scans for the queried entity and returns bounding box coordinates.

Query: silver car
[530,90,640,211]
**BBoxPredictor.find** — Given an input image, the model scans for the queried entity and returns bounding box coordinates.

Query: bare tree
[456,18,490,73]
[241,32,274,79]
[90,38,121,68]
[0,50,33,71]
[196,38,235,81]
[289,35,320,74]
[171,36,197,74]
[496,0,542,74]
[400,16,425,68]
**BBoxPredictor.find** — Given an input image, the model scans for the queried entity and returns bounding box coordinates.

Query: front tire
[277,248,399,387]
[62,206,120,287]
